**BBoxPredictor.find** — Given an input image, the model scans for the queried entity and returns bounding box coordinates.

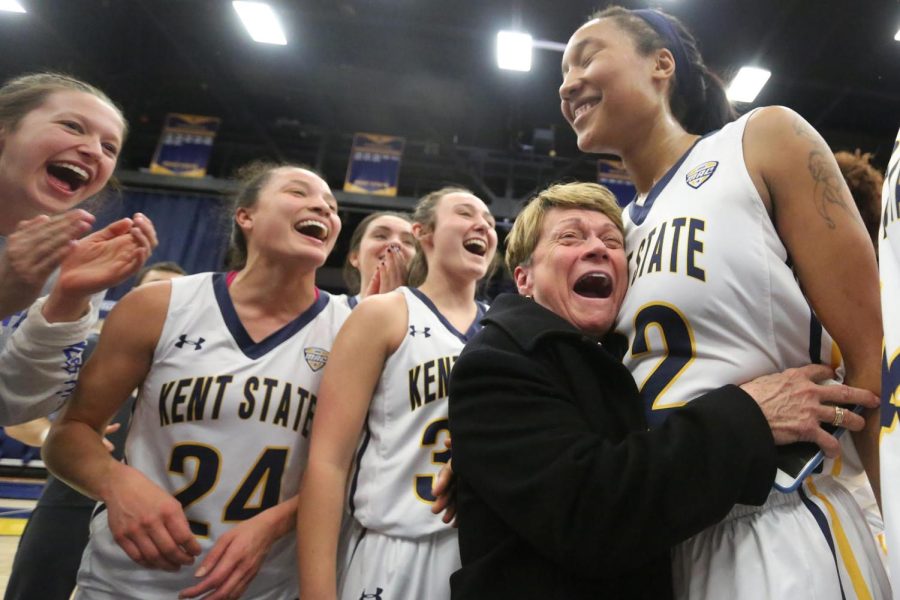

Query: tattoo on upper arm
[793,117,853,230]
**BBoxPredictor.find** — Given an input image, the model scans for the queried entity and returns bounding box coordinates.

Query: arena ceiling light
[0,0,26,13]
[497,31,533,72]
[232,1,287,45]
[894,27,900,41]
[726,66,771,103]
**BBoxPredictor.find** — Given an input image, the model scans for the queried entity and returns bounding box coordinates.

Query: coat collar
[482,293,627,357]
[483,293,578,349]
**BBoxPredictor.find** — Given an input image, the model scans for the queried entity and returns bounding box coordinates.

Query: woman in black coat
[447,182,877,599]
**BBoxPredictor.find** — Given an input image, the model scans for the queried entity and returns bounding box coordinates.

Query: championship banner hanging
[597,158,636,207]
[150,113,221,178]
[344,133,405,196]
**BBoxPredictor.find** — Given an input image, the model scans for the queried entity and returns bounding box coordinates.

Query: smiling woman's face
[238,166,341,267]
[0,89,124,224]
[350,214,415,285]
[514,207,627,337]
[559,17,663,155]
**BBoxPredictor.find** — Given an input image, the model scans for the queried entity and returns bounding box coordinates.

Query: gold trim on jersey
[629,301,697,411]
[805,479,874,600]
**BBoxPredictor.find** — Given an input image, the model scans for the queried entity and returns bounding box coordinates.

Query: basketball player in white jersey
[335,211,415,310]
[879,127,900,597]
[297,187,497,600]
[44,162,350,600]
[560,7,889,599]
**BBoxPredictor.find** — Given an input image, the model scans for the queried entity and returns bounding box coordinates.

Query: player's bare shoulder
[102,279,173,351]
[744,106,825,212]
[341,289,409,353]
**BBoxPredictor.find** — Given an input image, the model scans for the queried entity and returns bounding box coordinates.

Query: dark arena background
[0,0,896,295]
[0,0,897,589]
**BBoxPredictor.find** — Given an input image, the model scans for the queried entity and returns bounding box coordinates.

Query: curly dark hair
[834,150,884,248]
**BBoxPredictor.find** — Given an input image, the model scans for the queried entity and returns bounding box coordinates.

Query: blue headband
[630,9,694,94]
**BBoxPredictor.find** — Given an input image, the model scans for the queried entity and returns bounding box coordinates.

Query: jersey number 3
[169,443,289,536]
[414,418,451,503]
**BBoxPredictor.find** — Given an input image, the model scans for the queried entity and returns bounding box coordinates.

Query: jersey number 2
[631,303,696,423]
[169,444,289,536]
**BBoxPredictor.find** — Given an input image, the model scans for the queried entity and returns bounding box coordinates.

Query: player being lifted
[297,187,497,600]
[45,162,350,600]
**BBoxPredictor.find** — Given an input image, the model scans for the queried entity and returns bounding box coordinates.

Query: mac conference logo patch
[304,347,329,372]
[685,161,719,189]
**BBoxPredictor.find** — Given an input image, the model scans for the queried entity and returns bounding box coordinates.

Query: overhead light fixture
[894,27,900,41]
[232,1,287,45]
[726,66,771,103]
[0,0,26,13]
[497,31,532,72]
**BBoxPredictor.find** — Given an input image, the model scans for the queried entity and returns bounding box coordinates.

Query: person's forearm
[297,462,351,600]
[257,496,298,540]
[43,419,119,501]
[0,250,41,321]
[851,414,880,503]
[844,344,882,504]
[42,288,92,323]
[0,288,40,323]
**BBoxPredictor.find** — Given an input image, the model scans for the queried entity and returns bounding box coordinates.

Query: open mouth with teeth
[573,272,613,298]
[573,98,600,121]
[294,219,329,241]
[46,162,89,192]
[463,238,487,257]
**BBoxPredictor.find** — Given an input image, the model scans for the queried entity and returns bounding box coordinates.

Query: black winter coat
[448,293,778,600]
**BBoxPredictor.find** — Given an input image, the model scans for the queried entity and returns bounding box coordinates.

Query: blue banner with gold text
[344,133,405,196]
[150,113,221,178]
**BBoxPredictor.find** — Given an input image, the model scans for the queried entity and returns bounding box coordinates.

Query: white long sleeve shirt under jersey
[0,235,103,425]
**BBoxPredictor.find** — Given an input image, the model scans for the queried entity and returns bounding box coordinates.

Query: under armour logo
[359,589,383,600]
[409,326,431,338]
[175,334,205,350]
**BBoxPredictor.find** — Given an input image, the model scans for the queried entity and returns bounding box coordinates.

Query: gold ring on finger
[832,406,845,428]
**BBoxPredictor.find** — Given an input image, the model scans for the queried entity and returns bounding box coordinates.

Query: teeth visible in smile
[574,101,598,119]
[294,220,329,240]
[53,162,89,181]
[573,272,612,298]
[463,238,487,256]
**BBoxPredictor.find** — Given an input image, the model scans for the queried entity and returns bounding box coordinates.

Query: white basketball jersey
[331,293,361,310]
[77,272,350,600]
[617,110,839,426]
[348,286,484,538]
[879,125,900,595]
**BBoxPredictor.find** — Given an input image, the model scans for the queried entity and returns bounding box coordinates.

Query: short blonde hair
[505,182,622,273]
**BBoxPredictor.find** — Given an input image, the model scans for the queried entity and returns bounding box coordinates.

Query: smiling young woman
[337,211,415,309]
[560,7,888,599]
[43,162,351,600]
[0,72,157,426]
[297,187,497,600]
